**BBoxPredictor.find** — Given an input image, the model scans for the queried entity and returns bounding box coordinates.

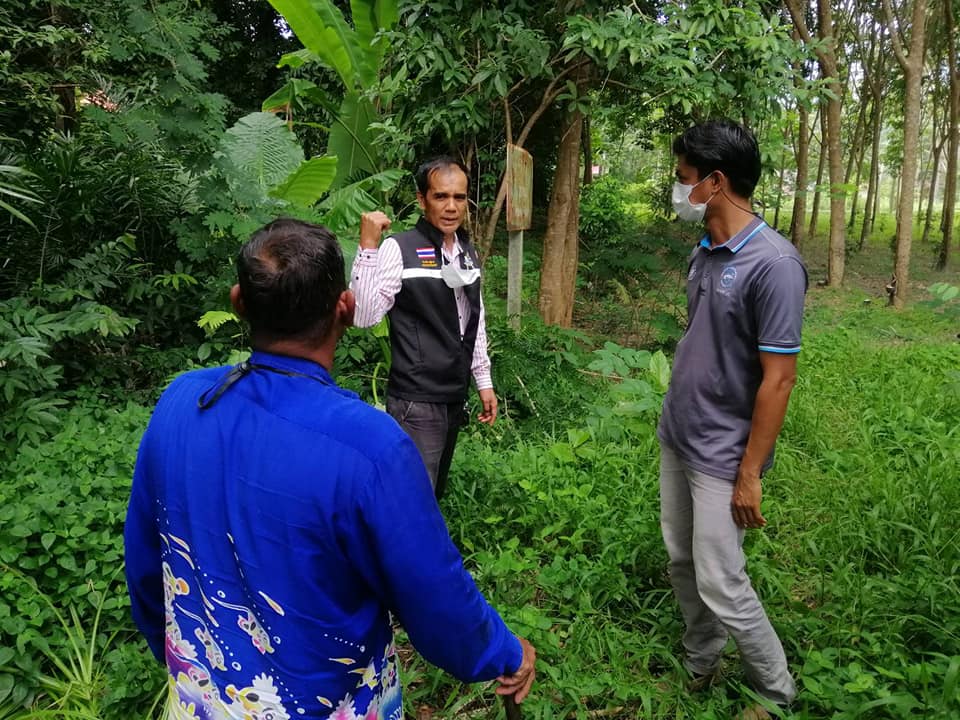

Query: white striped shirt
[350,236,493,390]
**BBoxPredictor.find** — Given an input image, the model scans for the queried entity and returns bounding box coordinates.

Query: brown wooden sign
[506,144,533,231]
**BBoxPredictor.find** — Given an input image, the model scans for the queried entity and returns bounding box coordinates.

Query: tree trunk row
[939,0,959,270]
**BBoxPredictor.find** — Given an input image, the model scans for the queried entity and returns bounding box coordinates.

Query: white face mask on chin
[671,175,715,223]
[441,252,481,289]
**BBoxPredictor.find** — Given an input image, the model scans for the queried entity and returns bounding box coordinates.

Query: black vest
[387,218,482,403]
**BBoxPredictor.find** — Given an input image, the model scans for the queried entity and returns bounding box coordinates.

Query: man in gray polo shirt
[658,120,806,716]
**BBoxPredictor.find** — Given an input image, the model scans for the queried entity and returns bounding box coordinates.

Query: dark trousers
[386,396,466,500]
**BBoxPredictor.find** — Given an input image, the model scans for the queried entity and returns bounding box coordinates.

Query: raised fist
[359,211,392,249]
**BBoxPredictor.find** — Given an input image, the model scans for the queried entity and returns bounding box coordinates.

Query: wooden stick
[502,695,521,720]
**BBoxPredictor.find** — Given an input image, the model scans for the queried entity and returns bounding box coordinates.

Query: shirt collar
[442,236,463,260]
[698,216,766,254]
[249,350,335,385]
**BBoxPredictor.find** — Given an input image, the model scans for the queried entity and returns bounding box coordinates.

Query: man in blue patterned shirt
[124,218,535,720]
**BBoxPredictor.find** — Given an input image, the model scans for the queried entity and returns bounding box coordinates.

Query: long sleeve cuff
[503,633,524,675]
[352,247,379,273]
[473,366,493,391]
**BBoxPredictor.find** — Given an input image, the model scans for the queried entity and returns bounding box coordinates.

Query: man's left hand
[477,388,497,425]
[732,466,766,529]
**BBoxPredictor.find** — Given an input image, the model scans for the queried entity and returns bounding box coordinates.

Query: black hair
[237,218,345,344]
[415,155,470,195]
[672,120,762,198]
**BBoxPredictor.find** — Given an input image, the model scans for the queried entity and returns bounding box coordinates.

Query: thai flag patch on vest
[416,246,437,267]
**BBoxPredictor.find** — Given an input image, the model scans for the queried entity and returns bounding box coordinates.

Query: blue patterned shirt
[125,351,521,720]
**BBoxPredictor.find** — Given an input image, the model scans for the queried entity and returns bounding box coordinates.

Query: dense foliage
[2,290,959,719]
[2,0,960,718]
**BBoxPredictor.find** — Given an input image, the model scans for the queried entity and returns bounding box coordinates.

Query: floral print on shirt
[160,533,403,720]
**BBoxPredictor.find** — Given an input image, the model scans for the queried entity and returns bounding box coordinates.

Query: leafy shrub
[0,238,148,445]
[484,314,596,427]
[0,227,208,447]
[0,397,165,718]
[579,175,630,248]
[926,282,960,324]
[1,131,195,299]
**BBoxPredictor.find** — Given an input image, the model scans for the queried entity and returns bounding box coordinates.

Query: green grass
[2,239,959,719]
[394,288,959,719]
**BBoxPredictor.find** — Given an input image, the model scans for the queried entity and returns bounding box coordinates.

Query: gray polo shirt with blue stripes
[658,217,808,481]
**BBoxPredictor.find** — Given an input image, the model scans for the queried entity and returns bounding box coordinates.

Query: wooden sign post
[506,144,533,331]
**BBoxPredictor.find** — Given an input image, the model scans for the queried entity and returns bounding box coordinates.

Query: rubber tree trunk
[773,147,787,230]
[559,155,582,326]
[539,108,584,327]
[884,0,928,308]
[859,102,882,250]
[848,115,868,234]
[790,97,810,248]
[808,109,827,243]
[845,68,871,233]
[786,0,845,283]
[844,80,870,187]
[939,0,959,270]
[53,84,77,133]
[860,47,887,250]
[868,148,881,230]
[820,0,846,287]
[583,114,593,186]
[921,136,943,246]
[789,29,810,249]
[916,110,937,220]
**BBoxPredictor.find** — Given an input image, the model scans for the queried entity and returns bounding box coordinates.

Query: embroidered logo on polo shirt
[720,265,737,288]
[416,246,438,268]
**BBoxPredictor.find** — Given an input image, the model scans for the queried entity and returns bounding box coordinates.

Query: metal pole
[507,229,523,331]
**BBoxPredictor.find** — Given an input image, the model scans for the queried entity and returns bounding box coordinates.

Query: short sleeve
[754,257,807,354]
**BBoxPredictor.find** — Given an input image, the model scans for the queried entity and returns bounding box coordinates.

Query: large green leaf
[263,82,341,129]
[268,0,371,89]
[0,164,40,228]
[270,156,338,206]
[218,112,304,201]
[277,48,317,70]
[319,168,405,238]
[357,168,406,191]
[351,0,398,75]
[319,183,379,241]
[262,78,321,114]
[649,350,672,394]
[197,311,239,334]
[326,93,377,188]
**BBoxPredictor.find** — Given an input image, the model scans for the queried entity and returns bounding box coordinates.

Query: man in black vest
[350,157,496,499]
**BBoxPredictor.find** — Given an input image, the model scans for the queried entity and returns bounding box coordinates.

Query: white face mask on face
[441,251,481,289]
[671,175,715,223]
